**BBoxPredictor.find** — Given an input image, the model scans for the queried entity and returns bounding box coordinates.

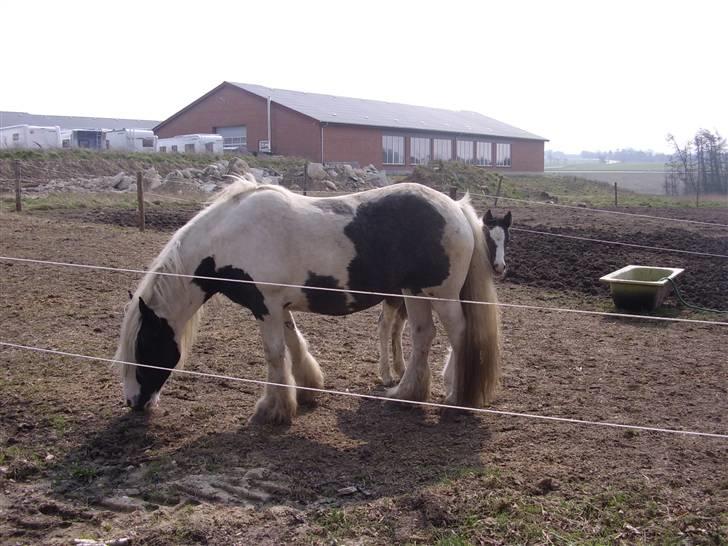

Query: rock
[249,168,266,180]
[111,173,133,191]
[306,162,328,180]
[143,167,162,190]
[203,164,221,178]
[366,171,389,187]
[322,180,337,191]
[97,495,143,513]
[228,157,250,175]
[200,183,218,193]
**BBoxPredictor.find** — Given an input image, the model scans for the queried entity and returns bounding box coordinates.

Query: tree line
[665,129,727,196]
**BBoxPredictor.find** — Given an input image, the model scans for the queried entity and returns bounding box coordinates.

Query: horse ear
[128,290,133,301]
[504,211,512,228]
[484,209,496,227]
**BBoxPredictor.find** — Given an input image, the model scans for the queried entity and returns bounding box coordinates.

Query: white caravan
[106,129,158,152]
[0,125,62,149]
[158,134,223,154]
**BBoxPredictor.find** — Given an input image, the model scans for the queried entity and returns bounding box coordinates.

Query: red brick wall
[510,139,545,171]
[271,104,320,160]
[322,125,382,168]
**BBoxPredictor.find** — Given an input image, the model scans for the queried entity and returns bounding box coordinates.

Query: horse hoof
[296,389,318,407]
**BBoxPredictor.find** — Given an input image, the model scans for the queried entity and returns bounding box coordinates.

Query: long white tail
[455,199,501,406]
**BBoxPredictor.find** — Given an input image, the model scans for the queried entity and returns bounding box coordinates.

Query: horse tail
[457,197,501,406]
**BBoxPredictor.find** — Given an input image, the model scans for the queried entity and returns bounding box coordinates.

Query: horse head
[117,296,181,411]
[483,210,512,277]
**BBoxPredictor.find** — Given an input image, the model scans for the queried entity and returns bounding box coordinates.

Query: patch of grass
[49,414,71,435]
[314,507,353,539]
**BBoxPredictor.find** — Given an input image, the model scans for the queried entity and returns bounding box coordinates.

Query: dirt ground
[0,199,726,545]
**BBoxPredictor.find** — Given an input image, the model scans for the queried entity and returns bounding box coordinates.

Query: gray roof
[0,111,159,131]
[231,82,546,141]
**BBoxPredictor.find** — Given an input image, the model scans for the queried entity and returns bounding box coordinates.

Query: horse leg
[432,300,467,405]
[249,310,297,425]
[387,296,434,402]
[391,301,407,378]
[377,301,399,386]
[283,311,324,406]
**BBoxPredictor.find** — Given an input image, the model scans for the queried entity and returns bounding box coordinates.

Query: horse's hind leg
[378,301,401,386]
[284,311,324,406]
[391,301,407,378]
[387,296,434,402]
[250,310,297,425]
[432,300,466,405]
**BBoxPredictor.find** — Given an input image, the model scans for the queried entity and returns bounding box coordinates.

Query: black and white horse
[376,210,511,386]
[115,176,501,425]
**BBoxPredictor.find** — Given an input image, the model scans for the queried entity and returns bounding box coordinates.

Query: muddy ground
[0,198,726,545]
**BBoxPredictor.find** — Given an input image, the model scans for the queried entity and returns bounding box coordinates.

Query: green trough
[599,265,684,311]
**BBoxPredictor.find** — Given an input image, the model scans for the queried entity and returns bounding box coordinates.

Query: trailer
[158,134,223,154]
[105,129,158,152]
[0,125,62,149]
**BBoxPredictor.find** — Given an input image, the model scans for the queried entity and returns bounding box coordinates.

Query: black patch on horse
[134,297,180,409]
[193,256,269,319]
[303,273,350,315]
[343,192,450,310]
[314,199,355,216]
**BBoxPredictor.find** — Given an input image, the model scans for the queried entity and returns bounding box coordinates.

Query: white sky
[2,0,726,154]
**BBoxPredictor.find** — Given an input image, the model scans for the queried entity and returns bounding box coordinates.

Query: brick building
[154,82,547,172]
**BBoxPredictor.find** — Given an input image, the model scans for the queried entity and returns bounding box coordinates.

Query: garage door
[215,126,247,151]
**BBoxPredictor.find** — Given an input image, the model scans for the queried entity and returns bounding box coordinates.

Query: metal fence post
[614,182,618,207]
[303,161,308,196]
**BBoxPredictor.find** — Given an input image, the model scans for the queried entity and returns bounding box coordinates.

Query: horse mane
[458,192,493,263]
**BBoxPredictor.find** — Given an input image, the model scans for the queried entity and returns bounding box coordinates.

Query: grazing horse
[114,176,501,425]
[376,210,511,386]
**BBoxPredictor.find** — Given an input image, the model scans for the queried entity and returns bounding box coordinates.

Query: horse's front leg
[250,309,297,425]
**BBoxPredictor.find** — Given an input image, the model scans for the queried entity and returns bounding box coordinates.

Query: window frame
[382,135,405,165]
[433,138,452,161]
[409,136,431,165]
[495,142,512,167]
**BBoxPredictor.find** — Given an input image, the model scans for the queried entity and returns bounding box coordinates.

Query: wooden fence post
[493,174,503,207]
[136,172,145,232]
[449,185,457,199]
[303,161,308,196]
[614,182,618,207]
[14,160,22,212]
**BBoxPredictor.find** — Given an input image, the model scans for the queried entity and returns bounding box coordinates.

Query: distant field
[545,162,670,194]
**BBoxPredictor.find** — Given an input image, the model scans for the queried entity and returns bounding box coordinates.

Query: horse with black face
[114,176,501,425]
[376,210,511,386]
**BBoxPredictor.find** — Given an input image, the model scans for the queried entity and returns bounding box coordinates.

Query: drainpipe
[267,96,272,152]
[320,123,326,164]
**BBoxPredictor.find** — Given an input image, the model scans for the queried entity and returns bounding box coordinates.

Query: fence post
[493,174,503,207]
[614,182,618,207]
[14,160,22,212]
[449,185,457,199]
[303,161,308,196]
[136,172,145,232]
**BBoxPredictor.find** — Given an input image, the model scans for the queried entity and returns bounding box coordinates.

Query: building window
[171,145,178,152]
[456,140,474,164]
[184,143,196,153]
[205,142,214,153]
[142,138,155,148]
[410,137,430,165]
[476,141,492,166]
[12,133,20,141]
[62,139,70,148]
[383,135,404,165]
[433,138,452,161]
[159,146,167,153]
[496,143,512,167]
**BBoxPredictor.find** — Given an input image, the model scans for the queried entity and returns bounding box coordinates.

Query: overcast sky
[2,0,725,154]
